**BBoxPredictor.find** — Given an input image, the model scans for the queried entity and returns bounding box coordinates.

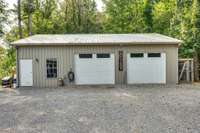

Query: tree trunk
[28,0,32,36]
[17,0,23,39]
[71,0,77,32]
[193,49,199,81]
[64,0,68,31]
[77,0,82,32]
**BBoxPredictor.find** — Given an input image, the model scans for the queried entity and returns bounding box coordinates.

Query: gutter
[16,47,20,87]
[11,42,182,47]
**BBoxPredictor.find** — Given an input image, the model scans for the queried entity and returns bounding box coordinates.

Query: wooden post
[186,60,190,82]
[193,51,199,81]
[179,62,186,81]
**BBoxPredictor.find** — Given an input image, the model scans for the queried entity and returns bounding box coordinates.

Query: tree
[11,0,102,35]
[144,0,155,32]
[0,0,8,35]
[17,0,23,38]
[59,0,101,33]
[152,0,176,35]
[28,0,33,36]
[21,0,35,36]
[103,0,147,33]
[0,47,5,59]
[190,0,200,80]
[0,48,16,79]
[171,0,200,80]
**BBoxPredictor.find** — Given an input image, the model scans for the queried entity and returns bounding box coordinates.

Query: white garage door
[75,53,115,85]
[20,59,33,86]
[127,53,166,84]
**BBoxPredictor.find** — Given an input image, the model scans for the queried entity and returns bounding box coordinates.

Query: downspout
[16,47,20,87]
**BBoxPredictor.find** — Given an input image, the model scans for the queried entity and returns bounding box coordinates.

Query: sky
[5,0,104,11]
[5,0,16,8]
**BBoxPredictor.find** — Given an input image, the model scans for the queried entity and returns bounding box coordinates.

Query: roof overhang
[11,33,182,47]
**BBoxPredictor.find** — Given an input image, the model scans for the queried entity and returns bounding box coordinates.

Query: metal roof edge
[11,42,180,47]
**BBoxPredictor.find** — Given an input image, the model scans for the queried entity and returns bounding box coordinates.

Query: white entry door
[127,53,166,84]
[75,53,115,85]
[20,59,33,86]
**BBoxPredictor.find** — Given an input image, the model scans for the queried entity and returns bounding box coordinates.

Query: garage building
[12,34,181,87]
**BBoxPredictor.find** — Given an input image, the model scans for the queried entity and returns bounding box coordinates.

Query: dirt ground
[0,84,200,133]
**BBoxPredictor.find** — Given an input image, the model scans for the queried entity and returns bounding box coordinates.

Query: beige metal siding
[17,44,178,87]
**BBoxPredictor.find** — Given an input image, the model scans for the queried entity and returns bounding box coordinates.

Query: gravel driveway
[0,84,200,133]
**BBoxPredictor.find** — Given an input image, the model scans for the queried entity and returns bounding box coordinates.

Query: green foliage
[143,0,155,32]
[57,0,101,33]
[102,0,200,58]
[0,48,16,79]
[15,0,102,35]
[190,0,200,50]
[103,0,147,33]
[0,47,5,59]
[152,0,175,35]
[177,0,200,57]
[0,0,8,34]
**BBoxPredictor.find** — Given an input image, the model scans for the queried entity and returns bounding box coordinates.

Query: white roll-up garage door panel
[127,53,166,84]
[75,54,115,85]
